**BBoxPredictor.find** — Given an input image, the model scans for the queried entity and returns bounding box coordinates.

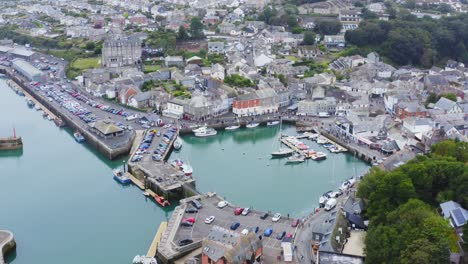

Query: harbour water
[0,77,369,263]
[0,79,174,264]
[173,126,370,217]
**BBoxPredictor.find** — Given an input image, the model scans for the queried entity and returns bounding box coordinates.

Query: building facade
[102,33,142,68]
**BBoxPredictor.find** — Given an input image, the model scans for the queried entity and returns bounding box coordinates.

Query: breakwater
[0,68,134,160]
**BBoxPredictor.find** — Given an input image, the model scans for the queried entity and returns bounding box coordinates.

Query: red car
[234,207,244,215]
[182,217,196,223]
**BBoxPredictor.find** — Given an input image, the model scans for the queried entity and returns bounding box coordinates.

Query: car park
[205,216,216,224]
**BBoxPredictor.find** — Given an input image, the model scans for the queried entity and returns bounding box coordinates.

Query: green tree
[85,42,95,50]
[177,26,189,41]
[189,17,204,40]
[303,31,316,45]
[314,19,342,35]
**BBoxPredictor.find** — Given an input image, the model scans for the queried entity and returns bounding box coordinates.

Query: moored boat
[42,111,48,117]
[174,137,182,150]
[271,148,294,158]
[73,131,85,143]
[181,163,193,176]
[54,118,66,127]
[267,120,280,126]
[47,115,53,121]
[246,122,259,128]
[311,152,327,161]
[34,105,41,111]
[113,169,131,184]
[286,154,305,164]
[319,191,333,208]
[153,193,170,207]
[26,98,34,107]
[194,127,217,137]
[225,125,240,130]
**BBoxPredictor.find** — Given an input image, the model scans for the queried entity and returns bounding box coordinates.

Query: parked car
[251,226,259,233]
[178,239,193,246]
[234,207,244,215]
[241,208,250,216]
[180,221,193,227]
[185,207,198,214]
[264,228,273,237]
[230,222,240,230]
[205,216,216,224]
[182,217,196,223]
[217,201,228,208]
[291,219,300,227]
[276,231,286,240]
[272,213,281,222]
[191,199,203,209]
[260,212,269,220]
[241,229,249,235]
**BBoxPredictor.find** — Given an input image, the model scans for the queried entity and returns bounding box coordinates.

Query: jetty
[147,222,167,258]
[0,230,15,264]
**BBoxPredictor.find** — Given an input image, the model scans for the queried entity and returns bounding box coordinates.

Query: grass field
[72,57,101,70]
[143,64,161,73]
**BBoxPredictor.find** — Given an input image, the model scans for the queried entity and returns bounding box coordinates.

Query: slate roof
[434,97,457,111]
[90,120,123,135]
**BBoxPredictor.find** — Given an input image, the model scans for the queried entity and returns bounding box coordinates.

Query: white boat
[311,152,327,161]
[192,125,208,133]
[34,105,41,111]
[133,255,157,264]
[286,154,305,163]
[271,148,294,158]
[143,191,150,196]
[194,127,217,137]
[225,125,240,130]
[267,120,280,126]
[317,137,328,144]
[174,137,182,150]
[246,122,259,128]
[181,163,193,176]
[319,191,333,207]
[47,115,53,121]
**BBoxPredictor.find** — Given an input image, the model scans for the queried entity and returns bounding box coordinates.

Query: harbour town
[1,0,468,263]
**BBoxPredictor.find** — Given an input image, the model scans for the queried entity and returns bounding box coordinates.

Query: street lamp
[123,160,126,173]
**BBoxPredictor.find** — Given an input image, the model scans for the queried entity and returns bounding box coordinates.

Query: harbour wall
[0,230,15,264]
[1,68,134,160]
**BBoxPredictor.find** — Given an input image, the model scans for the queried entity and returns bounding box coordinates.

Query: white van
[324,198,337,211]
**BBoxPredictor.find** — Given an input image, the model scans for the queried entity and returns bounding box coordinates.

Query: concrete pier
[0,230,15,264]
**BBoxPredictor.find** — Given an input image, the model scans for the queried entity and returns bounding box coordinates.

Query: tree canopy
[314,19,342,35]
[345,14,468,67]
[358,140,467,263]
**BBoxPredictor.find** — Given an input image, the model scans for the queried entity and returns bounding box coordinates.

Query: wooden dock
[125,172,145,190]
[7,80,58,119]
[147,221,167,257]
[317,135,348,153]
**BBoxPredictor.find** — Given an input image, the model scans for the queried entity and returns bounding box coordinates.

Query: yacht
[286,154,305,164]
[319,191,333,208]
[271,148,294,158]
[246,122,259,128]
[173,137,182,150]
[194,127,217,137]
[113,169,131,184]
[225,125,240,130]
[267,120,280,126]
[311,152,327,161]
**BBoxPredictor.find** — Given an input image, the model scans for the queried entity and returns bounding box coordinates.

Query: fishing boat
[153,193,170,207]
[73,131,85,143]
[246,122,259,128]
[271,148,294,158]
[113,169,131,184]
[54,118,66,127]
[286,154,305,164]
[194,127,217,137]
[173,137,182,150]
[181,163,193,176]
[225,125,240,130]
[267,120,280,126]
[26,98,35,107]
[311,152,327,161]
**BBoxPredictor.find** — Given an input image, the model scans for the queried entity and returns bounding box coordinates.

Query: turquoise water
[0,79,174,264]
[0,78,369,263]
[173,125,370,217]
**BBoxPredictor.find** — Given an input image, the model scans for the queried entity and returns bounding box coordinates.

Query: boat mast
[13,127,16,139]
